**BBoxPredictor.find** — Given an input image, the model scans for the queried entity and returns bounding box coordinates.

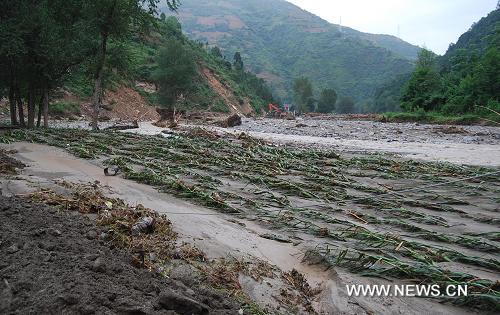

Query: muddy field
[42,117,500,167]
[0,194,241,314]
[1,125,499,314]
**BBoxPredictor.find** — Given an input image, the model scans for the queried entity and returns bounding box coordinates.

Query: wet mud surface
[0,195,239,314]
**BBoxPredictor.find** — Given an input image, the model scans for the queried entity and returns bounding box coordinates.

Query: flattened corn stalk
[2,127,499,310]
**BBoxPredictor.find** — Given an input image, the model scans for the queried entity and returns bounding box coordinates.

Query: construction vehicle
[267,103,282,118]
[266,103,295,119]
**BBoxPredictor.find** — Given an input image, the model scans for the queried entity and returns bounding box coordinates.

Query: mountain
[164,0,421,105]
[373,8,499,115]
[392,8,499,118]
[440,9,500,69]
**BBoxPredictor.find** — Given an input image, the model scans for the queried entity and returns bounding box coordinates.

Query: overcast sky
[286,0,497,55]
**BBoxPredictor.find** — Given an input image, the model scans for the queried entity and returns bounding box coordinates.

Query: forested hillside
[393,8,499,122]
[0,0,274,128]
[65,17,275,115]
[164,0,421,105]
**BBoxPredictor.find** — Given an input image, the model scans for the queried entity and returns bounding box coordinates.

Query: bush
[49,101,81,117]
[211,99,230,113]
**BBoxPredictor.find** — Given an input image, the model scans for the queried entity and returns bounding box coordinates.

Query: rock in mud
[92,257,106,273]
[158,290,209,315]
[217,113,242,128]
[86,229,98,240]
[131,216,155,235]
[49,228,62,237]
[6,243,19,254]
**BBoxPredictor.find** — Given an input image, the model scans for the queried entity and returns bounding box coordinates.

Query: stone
[86,230,98,240]
[49,228,62,237]
[92,257,106,273]
[158,290,209,315]
[6,244,19,254]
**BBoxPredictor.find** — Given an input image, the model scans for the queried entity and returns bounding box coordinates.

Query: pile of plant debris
[27,180,319,314]
[31,181,180,269]
[0,149,25,175]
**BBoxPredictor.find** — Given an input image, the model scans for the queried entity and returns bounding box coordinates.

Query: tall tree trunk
[8,62,18,126]
[8,82,18,126]
[27,83,36,129]
[36,94,43,127]
[43,84,49,128]
[15,87,25,127]
[91,33,109,130]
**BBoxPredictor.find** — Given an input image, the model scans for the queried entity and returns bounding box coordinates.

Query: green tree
[85,0,180,129]
[0,0,26,126]
[317,88,337,113]
[164,16,183,40]
[401,48,443,111]
[211,46,223,58]
[293,77,313,114]
[416,48,436,68]
[336,96,355,114]
[152,39,197,114]
[0,0,93,128]
[472,47,499,105]
[233,52,243,71]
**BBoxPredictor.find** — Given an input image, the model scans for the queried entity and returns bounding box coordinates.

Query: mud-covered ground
[226,118,500,167]
[0,195,240,314]
[234,118,500,145]
[2,127,498,314]
[19,115,500,166]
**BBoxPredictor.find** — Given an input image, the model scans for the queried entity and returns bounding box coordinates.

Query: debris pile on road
[30,181,177,268]
[0,149,24,175]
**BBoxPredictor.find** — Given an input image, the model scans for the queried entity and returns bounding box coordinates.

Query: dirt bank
[0,194,239,314]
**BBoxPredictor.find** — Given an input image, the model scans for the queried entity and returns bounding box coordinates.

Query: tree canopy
[293,77,313,113]
[336,96,355,114]
[317,88,337,113]
[400,10,499,116]
[153,39,197,109]
[0,0,180,129]
[401,49,443,112]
